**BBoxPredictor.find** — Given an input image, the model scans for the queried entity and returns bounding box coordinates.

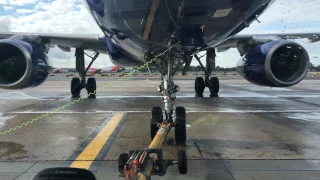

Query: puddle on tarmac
[0,142,28,160]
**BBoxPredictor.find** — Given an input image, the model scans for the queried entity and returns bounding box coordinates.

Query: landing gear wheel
[178,150,188,174]
[86,77,96,98]
[118,153,129,173]
[209,77,219,95]
[71,77,81,97]
[151,107,163,140]
[195,77,205,96]
[175,107,186,143]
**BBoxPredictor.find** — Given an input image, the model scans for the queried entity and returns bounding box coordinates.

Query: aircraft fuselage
[84,0,275,66]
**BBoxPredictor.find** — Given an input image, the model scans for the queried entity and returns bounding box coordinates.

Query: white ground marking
[228,84,293,91]
[7,110,320,114]
[0,113,16,128]
[0,92,60,100]
[285,113,320,122]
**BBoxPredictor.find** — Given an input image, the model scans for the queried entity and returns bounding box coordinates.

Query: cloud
[46,47,110,68]
[6,0,100,34]
[2,6,13,10]
[0,0,39,6]
[48,48,111,68]
[1,0,320,68]
[1,0,106,68]
[0,17,11,31]
[16,9,36,14]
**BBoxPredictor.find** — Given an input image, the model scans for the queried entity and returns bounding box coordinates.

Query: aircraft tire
[71,77,81,97]
[195,77,205,96]
[151,107,163,140]
[118,153,129,173]
[209,77,219,95]
[178,150,188,174]
[86,77,96,98]
[175,107,186,143]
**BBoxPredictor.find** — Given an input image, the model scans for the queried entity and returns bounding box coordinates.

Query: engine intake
[236,40,309,87]
[0,39,52,89]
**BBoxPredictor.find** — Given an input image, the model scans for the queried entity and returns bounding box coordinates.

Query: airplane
[86,67,101,75]
[53,67,96,75]
[53,66,123,76]
[53,68,72,74]
[86,66,125,75]
[0,0,319,144]
[100,65,125,73]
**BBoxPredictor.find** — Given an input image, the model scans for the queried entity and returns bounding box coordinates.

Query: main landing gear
[194,48,219,97]
[71,49,99,98]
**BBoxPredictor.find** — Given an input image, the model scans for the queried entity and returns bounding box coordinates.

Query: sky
[0,0,319,68]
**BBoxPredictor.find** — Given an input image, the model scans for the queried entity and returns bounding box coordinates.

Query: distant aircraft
[53,66,124,76]
[86,66,125,75]
[100,66,125,73]
[53,68,71,74]
[0,0,319,145]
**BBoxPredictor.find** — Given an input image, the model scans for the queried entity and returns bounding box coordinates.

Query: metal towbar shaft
[136,122,171,180]
[118,121,188,180]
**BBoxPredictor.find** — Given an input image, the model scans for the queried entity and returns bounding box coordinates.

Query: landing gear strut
[194,48,219,97]
[118,40,188,180]
[71,49,99,98]
[153,48,187,144]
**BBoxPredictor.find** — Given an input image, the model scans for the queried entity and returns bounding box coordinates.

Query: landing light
[174,85,180,92]
[175,58,184,66]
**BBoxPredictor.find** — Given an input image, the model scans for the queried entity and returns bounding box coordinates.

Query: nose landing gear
[119,39,189,179]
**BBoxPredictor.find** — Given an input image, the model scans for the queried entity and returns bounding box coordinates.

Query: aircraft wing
[215,32,320,52]
[0,32,106,53]
[1,32,319,54]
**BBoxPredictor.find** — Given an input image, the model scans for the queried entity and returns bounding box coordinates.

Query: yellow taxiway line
[70,112,125,169]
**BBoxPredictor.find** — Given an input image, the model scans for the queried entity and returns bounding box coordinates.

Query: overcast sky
[0,0,319,68]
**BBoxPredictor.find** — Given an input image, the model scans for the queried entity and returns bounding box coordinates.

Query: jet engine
[0,38,52,89]
[236,40,309,87]
[99,35,144,67]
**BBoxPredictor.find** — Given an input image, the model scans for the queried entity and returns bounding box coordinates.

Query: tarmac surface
[1,75,320,179]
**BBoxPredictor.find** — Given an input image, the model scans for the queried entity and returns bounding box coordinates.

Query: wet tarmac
[1,76,320,179]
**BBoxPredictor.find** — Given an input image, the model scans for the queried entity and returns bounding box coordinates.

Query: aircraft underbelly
[86,0,273,62]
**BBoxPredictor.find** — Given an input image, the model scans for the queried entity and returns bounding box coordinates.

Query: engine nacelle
[0,39,52,89]
[99,34,144,67]
[236,40,309,87]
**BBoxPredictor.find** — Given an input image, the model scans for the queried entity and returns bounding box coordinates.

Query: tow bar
[118,122,187,180]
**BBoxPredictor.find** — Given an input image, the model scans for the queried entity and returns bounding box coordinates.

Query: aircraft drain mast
[118,121,187,180]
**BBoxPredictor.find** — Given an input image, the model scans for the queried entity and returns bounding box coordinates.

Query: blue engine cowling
[236,40,309,87]
[99,34,144,67]
[0,38,53,89]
